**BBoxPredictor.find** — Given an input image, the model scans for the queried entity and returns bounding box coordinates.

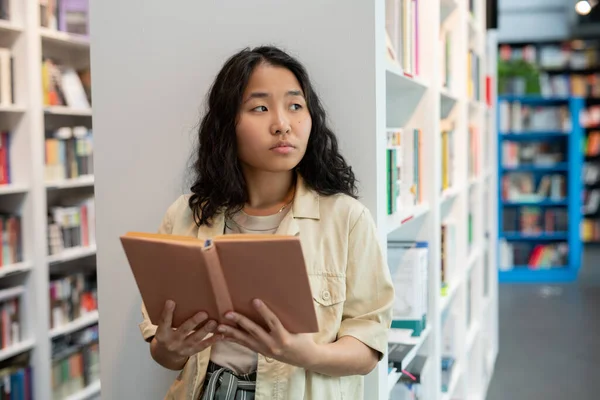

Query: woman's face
[236,63,312,174]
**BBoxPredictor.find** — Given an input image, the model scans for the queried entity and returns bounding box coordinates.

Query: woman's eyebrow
[244,90,304,103]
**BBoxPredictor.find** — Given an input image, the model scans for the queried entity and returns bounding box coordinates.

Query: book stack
[49,272,97,329]
[0,291,20,350]
[0,214,22,267]
[41,58,91,110]
[387,241,429,337]
[47,198,96,255]
[44,127,94,183]
[468,125,480,179]
[501,173,566,202]
[51,324,100,399]
[385,0,420,77]
[502,206,568,234]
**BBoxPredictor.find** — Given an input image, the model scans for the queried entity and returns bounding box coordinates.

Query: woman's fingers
[184,319,217,344]
[156,300,175,339]
[225,311,272,345]
[175,311,209,338]
[217,325,261,353]
[253,299,284,334]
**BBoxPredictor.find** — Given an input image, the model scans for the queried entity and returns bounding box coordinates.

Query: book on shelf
[499,100,571,133]
[502,140,567,168]
[385,0,419,77]
[0,1,9,21]
[499,238,568,270]
[441,356,456,393]
[47,197,96,256]
[0,352,33,400]
[40,0,89,36]
[0,214,22,267]
[581,218,600,242]
[0,48,14,106]
[0,131,11,185]
[441,127,454,192]
[440,30,452,91]
[42,58,91,110]
[502,206,568,234]
[120,232,319,333]
[387,241,428,336]
[52,324,99,399]
[582,189,600,215]
[501,172,566,202]
[440,220,457,295]
[44,126,94,183]
[50,272,97,330]
[386,128,422,214]
[0,290,20,350]
[468,50,481,101]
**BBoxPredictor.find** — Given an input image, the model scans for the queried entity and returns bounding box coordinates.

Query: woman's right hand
[150,300,223,370]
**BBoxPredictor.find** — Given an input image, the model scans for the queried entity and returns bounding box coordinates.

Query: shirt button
[322,290,331,301]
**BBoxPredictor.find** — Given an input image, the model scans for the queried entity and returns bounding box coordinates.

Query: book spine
[202,241,234,324]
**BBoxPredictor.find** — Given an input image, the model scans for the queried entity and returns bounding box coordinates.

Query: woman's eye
[290,104,302,111]
[252,105,268,112]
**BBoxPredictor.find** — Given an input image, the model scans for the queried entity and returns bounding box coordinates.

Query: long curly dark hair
[189,45,357,226]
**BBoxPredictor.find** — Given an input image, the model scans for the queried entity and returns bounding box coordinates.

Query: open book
[120,232,319,334]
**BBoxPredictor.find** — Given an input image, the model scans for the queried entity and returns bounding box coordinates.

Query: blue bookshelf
[497,96,584,283]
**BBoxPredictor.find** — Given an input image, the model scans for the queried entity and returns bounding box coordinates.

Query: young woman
[138,46,395,400]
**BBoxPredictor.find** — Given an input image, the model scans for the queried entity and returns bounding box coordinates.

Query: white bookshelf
[89,0,498,399]
[0,1,99,399]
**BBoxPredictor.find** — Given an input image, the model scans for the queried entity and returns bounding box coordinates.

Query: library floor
[486,249,600,400]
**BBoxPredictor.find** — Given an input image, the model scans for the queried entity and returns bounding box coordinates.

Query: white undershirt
[209,207,290,374]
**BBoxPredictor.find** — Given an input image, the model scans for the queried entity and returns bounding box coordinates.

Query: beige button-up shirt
[139,175,394,399]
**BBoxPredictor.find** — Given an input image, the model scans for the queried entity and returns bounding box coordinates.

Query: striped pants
[200,361,256,400]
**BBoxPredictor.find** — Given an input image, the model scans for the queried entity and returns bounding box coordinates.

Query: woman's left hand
[217,299,320,369]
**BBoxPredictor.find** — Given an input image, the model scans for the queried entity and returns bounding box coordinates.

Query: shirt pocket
[308,274,346,343]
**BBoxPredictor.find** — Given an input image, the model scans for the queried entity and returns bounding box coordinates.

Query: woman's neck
[242,169,295,216]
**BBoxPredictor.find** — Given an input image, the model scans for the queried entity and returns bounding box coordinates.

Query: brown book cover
[120,232,319,334]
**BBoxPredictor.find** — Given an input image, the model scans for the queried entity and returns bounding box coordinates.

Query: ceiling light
[576,0,592,15]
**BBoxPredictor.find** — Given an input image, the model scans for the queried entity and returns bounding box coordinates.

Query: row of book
[385,0,419,77]
[441,128,454,193]
[467,50,481,101]
[40,0,89,36]
[501,173,567,202]
[441,220,457,296]
[502,141,566,168]
[0,214,22,268]
[0,353,32,400]
[583,162,600,186]
[47,198,96,256]
[0,132,11,185]
[583,189,600,216]
[499,239,568,269]
[468,126,480,179]
[50,272,97,330]
[386,129,422,215]
[502,207,568,234]
[581,106,600,129]
[440,30,453,91]
[498,101,571,132]
[584,131,600,157]
[581,218,600,242]
[387,241,429,337]
[0,47,14,107]
[52,324,99,400]
[499,42,600,72]
[44,127,94,183]
[0,294,20,351]
[42,58,91,110]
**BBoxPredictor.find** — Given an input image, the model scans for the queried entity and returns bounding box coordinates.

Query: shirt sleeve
[337,207,394,359]
[138,200,176,342]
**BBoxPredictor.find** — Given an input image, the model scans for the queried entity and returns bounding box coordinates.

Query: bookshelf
[0,0,100,399]
[90,0,498,399]
[497,96,584,283]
